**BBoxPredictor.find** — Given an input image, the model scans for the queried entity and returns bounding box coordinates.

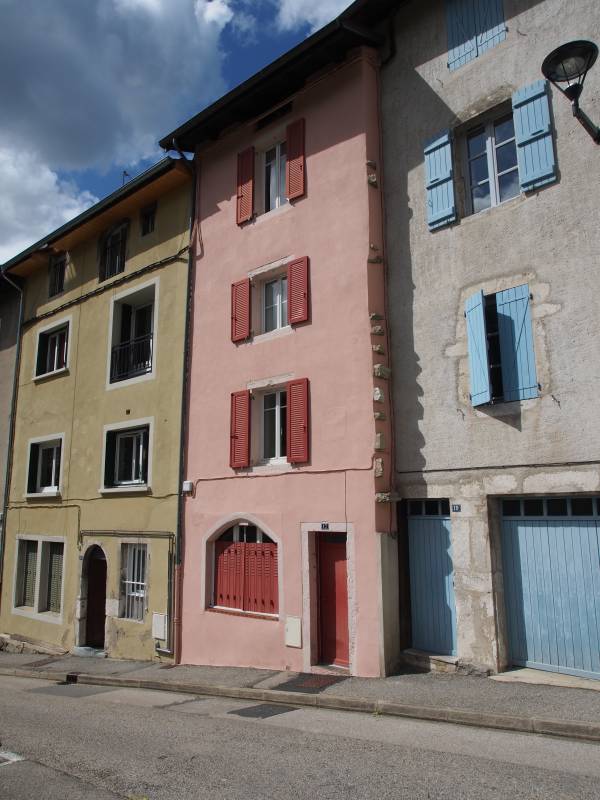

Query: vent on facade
[256,102,293,131]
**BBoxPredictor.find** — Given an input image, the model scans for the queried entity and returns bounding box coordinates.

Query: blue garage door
[502,497,600,680]
[408,500,457,656]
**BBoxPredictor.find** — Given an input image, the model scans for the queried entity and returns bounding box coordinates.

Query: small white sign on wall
[285,616,302,648]
[152,613,168,640]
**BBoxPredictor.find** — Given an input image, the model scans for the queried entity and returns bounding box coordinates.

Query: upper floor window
[262,389,287,463]
[264,142,288,213]
[27,436,63,496]
[465,112,518,214]
[109,282,155,385]
[445,0,506,71]
[103,421,151,491]
[35,319,70,378]
[264,275,288,333]
[141,204,156,237]
[48,254,66,298]
[100,223,128,282]
[465,284,538,406]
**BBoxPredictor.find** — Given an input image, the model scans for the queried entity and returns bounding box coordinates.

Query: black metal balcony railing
[110,334,153,383]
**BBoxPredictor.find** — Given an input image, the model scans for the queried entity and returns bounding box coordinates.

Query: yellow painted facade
[0,162,191,660]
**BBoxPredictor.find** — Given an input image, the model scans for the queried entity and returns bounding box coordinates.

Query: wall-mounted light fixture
[542,40,599,143]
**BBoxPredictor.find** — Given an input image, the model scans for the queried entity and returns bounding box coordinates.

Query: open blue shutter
[465,290,491,406]
[446,0,476,70]
[446,0,505,70]
[512,80,557,192]
[476,0,507,56]
[496,284,538,401]
[424,131,456,230]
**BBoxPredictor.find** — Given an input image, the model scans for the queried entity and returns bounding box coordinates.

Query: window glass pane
[262,532,274,544]
[281,277,288,327]
[243,525,257,543]
[498,170,519,203]
[265,148,277,213]
[263,395,276,459]
[496,140,517,174]
[494,115,515,144]
[502,499,521,516]
[523,498,544,516]
[469,154,489,185]
[547,498,568,516]
[117,436,134,482]
[571,497,594,516]
[471,183,491,213]
[440,499,450,516]
[278,142,287,207]
[424,500,439,516]
[39,447,56,488]
[264,280,277,332]
[220,528,235,541]
[279,391,287,458]
[408,500,422,515]
[134,305,153,338]
[467,129,486,158]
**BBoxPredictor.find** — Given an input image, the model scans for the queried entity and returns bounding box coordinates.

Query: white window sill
[210,605,278,620]
[106,370,155,392]
[253,202,293,226]
[249,461,292,475]
[100,485,150,495]
[33,367,69,383]
[12,607,63,624]
[26,490,61,499]
[117,615,145,624]
[252,326,293,345]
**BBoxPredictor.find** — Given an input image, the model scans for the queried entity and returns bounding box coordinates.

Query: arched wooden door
[85,546,107,648]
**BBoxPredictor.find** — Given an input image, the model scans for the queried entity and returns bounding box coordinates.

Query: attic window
[141,204,156,237]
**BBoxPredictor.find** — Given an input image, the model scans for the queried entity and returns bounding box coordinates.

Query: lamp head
[542,40,598,85]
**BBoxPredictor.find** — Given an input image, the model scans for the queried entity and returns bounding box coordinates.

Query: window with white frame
[109,283,155,384]
[35,323,68,377]
[15,539,64,614]
[263,275,288,333]
[104,425,149,489]
[262,390,287,462]
[120,543,147,620]
[27,438,62,495]
[465,111,519,215]
[264,142,287,213]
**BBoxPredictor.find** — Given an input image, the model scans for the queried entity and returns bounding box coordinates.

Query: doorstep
[491,667,600,692]
[70,647,107,658]
[400,649,458,674]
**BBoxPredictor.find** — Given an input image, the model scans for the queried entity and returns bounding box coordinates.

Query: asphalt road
[0,675,599,800]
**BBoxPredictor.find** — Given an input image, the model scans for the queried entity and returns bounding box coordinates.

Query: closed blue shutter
[512,80,557,192]
[446,0,506,70]
[465,290,491,406]
[496,284,538,401]
[424,131,456,230]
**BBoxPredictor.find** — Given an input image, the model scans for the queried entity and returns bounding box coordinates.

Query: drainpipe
[156,139,196,661]
[0,270,24,606]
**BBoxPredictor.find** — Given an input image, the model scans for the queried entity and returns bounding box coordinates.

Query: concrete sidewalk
[1,651,599,743]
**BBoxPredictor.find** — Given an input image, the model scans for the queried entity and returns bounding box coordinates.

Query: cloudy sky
[0,0,350,263]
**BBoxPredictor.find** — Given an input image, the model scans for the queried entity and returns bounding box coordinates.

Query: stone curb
[2,667,599,743]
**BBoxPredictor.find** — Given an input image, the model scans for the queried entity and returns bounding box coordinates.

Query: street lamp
[541,40,600,143]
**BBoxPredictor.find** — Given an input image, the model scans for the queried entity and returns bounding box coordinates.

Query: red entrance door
[85,547,107,649]
[318,534,349,667]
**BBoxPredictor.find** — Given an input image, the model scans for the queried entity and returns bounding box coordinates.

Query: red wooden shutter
[287,257,309,325]
[236,147,254,224]
[286,378,309,464]
[286,119,305,201]
[244,543,278,614]
[231,278,251,342]
[230,390,251,468]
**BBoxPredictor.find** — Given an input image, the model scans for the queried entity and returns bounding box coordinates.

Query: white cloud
[0,148,97,263]
[271,0,350,32]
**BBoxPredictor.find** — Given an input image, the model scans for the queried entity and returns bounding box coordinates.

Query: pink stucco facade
[181,49,397,677]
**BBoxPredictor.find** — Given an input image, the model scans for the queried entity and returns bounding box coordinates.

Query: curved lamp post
[542,40,600,143]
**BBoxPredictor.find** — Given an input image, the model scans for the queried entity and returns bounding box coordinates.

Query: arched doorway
[83,546,107,648]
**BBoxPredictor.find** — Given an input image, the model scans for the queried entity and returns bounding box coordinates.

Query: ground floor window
[213,524,278,615]
[120,543,147,621]
[15,538,64,614]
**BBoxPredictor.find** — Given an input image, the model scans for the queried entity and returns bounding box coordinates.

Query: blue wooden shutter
[475,0,507,56]
[446,0,506,70]
[465,290,491,406]
[496,284,538,401]
[512,80,557,192]
[446,0,476,70]
[424,131,456,230]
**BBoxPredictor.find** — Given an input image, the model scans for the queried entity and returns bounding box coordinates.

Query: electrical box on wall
[152,612,168,640]
[285,616,302,648]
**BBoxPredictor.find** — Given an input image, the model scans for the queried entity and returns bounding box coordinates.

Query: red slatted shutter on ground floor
[231,278,251,342]
[286,378,309,464]
[286,119,305,201]
[236,147,255,224]
[287,257,309,325]
[230,390,251,468]
[244,543,278,615]
[215,541,245,610]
